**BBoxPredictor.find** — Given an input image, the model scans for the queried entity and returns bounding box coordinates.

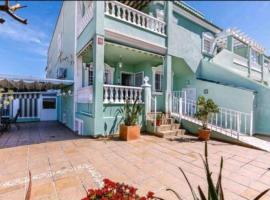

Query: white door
[40,97,57,121]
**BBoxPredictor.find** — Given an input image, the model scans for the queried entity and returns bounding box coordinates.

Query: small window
[88,68,94,85]
[155,72,162,92]
[43,98,56,109]
[202,32,214,55]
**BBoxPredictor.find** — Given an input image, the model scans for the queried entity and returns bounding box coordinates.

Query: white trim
[152,65,163,92]
[202,32,215,55]
[105,29,167,55]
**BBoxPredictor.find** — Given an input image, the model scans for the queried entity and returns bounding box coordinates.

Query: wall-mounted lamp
[118,55,123,68]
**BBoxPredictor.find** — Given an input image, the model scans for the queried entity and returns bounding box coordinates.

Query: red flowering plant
[82,178,160,200]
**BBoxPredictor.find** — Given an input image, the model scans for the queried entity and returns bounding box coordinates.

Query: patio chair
[7,109,21,130]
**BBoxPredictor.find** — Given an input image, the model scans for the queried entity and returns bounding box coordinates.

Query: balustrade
[104,1,166,35]
[103,84,143,104]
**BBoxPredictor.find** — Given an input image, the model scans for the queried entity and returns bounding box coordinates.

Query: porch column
[164,55,172,113]
[164,1,173,113]
[142,77,151,116]
[92,1,105,135]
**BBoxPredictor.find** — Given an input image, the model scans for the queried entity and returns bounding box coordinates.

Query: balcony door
[121,72,134,86]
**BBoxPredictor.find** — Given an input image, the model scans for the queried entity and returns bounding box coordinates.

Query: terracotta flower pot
[198,128,211,141]
[120,124,140,141]
[156,119,161,126]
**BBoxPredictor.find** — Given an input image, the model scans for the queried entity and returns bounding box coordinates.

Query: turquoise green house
[46,1,270,138]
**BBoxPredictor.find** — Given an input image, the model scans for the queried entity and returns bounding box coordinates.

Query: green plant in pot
[195,96,219,141]
[119,98,143,141]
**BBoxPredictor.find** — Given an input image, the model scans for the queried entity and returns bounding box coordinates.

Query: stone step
[155,129,186,138]
[156,123,181,132]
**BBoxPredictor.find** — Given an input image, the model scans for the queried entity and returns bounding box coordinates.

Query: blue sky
[0,1,269,78]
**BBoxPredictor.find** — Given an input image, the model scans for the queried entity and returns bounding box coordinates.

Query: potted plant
[119,98,143,141]
[195,96,219,141]
[156,113,162,126]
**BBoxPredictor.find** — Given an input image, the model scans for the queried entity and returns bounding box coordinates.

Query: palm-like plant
[166,142,270,200]
[120,98,143,126]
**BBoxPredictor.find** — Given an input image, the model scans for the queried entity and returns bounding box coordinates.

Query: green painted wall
[172,57,254,114]
[200,60,270,135]
[103,104,144,135]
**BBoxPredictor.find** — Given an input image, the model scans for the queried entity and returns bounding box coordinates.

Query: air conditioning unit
[75,118,84,135]
[57,67,67,79]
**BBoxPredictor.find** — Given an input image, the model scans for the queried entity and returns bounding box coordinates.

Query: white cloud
[0,21,49,57]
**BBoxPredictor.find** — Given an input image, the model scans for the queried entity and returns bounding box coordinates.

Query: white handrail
[171,91,253,139]
[151,96,157,133]
[104,1,166,35]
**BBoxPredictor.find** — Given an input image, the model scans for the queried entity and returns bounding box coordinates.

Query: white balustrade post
[142,76,151,117]
[104,86,109,103]
[120,88,124,103]
[250,110,253,136]
[109,87,114,103]
[179,97,183,120]
[115,87,119,103]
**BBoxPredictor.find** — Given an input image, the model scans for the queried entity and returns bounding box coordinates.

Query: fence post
[141,76,151,119]
[237,112,241,140]
[184,91,187,114]
[250,110,253,136]
[179,97,183,120]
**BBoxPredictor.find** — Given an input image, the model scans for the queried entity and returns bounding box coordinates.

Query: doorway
[121,72,133,86]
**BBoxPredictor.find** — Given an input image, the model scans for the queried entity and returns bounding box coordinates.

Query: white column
[142,76,151,115]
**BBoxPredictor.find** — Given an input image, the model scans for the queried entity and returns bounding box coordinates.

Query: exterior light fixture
[118,55,123,68]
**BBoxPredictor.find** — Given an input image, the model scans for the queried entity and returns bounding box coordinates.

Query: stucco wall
[200,60,270,135]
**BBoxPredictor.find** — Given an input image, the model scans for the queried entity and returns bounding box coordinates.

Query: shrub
[82,178,156,200]
[195,96,219,129]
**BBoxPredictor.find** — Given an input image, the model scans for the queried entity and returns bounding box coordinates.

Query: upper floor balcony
[76,1,166,53]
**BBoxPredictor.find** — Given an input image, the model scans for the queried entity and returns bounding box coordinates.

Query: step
[156,123,180,132]
[155,129,186,138]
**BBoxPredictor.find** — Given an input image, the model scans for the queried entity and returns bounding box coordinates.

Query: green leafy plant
[195,96,219,129]
[156,113,162,120]
[120,98,143,126]
[166,142,270,200]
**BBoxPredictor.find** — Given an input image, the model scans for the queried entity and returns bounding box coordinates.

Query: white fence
[105,1,166,35]
[171,91,253,139]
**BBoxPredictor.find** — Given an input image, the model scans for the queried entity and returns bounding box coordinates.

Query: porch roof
[0,74,73,91]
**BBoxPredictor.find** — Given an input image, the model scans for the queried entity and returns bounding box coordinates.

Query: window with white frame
[152,65,163,93]
[84,63,114,86]
[202,32,215,55]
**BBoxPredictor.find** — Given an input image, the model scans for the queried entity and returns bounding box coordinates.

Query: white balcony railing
[77,2,94,37]
[103,84,143,104]
[105,1,166,35]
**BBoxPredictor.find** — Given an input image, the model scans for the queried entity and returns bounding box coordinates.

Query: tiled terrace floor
[1,122,270,200]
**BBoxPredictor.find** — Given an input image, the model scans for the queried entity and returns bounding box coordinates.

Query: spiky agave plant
[167,142,270,200]
[120,98,143,126]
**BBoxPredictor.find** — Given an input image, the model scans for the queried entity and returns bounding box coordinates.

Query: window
[152,65,163,93]
[155,72,162,92]
[202,32,215,55]
[84,63,114,86]
[43,98,56,109]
